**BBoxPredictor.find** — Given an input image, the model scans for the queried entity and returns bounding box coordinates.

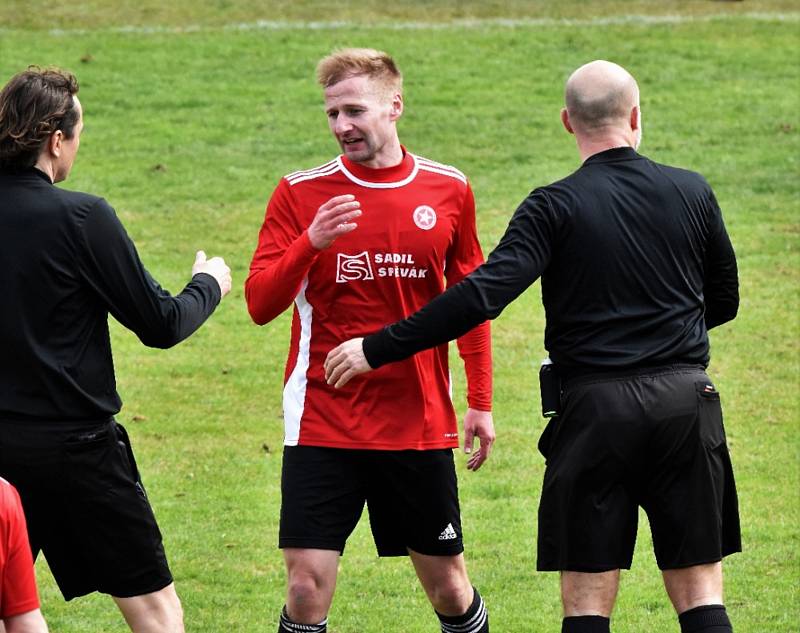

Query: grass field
[1,2,798,631]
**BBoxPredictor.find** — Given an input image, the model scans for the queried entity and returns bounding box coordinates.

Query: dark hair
[0,67,80,170]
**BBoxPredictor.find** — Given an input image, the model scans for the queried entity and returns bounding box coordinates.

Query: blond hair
[316,48,402,95]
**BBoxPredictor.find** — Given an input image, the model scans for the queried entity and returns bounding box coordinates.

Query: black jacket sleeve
[703,191,739,329]
[363,191,553,368]
[78,199,222,348]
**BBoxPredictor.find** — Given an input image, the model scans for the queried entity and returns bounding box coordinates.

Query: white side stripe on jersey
[286,163,341,186]
[417,164,467,184]
[286,159,338,182]
[283,279,313,445]
[414,155,467,183]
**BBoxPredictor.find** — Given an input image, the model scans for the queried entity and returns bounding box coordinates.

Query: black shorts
[536,364,741,572]
[280,445,464,557]
[0,419,172,600]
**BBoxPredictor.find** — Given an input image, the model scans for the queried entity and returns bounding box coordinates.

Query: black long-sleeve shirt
[364,147,738,373]
[0,167,221,422]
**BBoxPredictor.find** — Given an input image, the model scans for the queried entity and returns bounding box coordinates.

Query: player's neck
[33,157,56,183]
[359,139,404,170]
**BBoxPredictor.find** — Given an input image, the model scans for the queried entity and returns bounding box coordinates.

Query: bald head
[564,60,639,132]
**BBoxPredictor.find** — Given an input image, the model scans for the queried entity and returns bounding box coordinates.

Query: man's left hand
[325,338,372,388]
[463,408,495,471]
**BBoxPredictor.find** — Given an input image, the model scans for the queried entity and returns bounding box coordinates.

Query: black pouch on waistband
[539,359,561,418]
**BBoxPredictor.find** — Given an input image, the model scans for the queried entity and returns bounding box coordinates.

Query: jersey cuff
[300,230,323,255]
[191,271,223,304]
[362,331,390,369]
[467,397,492,411]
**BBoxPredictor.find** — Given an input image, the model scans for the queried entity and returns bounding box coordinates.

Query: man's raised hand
[308,194,362,250]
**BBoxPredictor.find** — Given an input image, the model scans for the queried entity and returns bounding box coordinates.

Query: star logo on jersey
[336,251,375,283]
[413,205,437,231]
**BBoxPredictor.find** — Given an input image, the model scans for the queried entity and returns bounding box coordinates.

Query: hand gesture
[308,194,362,250]
[192,250,232,297]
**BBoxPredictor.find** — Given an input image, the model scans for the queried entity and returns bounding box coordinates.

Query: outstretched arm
[77,199,226,349]
[325,190,557,386]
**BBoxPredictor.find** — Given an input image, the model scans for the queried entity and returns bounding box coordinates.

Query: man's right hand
[307,194,362,250]
[192,250,232,297]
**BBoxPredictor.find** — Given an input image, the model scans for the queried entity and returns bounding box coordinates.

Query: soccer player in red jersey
[0,477,48,633]
[246,48,494,633]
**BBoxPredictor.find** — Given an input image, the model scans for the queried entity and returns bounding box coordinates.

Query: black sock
[561,615,611,633]
[436,586,489,633]
[278,605,328,633]
[679,604,732,633]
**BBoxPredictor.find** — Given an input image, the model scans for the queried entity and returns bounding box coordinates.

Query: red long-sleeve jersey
[0,477,40,619]
[246,149,492,450]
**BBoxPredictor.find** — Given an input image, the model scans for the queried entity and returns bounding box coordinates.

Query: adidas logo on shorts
[438,523,458,541]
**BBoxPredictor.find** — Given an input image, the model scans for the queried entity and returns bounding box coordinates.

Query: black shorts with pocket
[536,364,741,572]
[280,445,464,557]
[0,418,172,599]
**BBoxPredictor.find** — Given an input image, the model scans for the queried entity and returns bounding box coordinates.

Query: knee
[287,571,328,610]
[561,570,620,617]
[429,578,473,616]
[663,563,723,614]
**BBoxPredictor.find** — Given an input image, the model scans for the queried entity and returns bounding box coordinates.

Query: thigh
[365,449,464,557]
[113,582,184,632]
[279,446,367,553]
[561,570,621,618]
[642,371,741,569]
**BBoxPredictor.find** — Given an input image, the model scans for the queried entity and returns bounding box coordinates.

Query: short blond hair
[316,48,403,95]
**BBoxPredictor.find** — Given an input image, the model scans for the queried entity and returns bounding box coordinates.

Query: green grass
[1,2,798,632]
[2,0,798,29]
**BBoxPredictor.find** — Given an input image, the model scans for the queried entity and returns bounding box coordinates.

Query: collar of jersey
[337,147,418,189]
[0,166,53,184]
[583,146,641,165]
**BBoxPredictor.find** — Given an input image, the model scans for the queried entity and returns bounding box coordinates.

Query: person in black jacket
[0,67,231,633]
[325,60,740,633]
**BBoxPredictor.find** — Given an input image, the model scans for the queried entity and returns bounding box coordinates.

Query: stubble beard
[341,135,378,165]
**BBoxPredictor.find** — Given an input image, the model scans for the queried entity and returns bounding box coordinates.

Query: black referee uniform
[0,166,221,599]
[361,146,741,572]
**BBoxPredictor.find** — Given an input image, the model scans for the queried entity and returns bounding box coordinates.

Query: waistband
[0,416,114,433]
[561,363,705,388]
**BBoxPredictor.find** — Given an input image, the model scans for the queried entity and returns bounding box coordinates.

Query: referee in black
[325,60,740,633]
[0,68,231,632]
